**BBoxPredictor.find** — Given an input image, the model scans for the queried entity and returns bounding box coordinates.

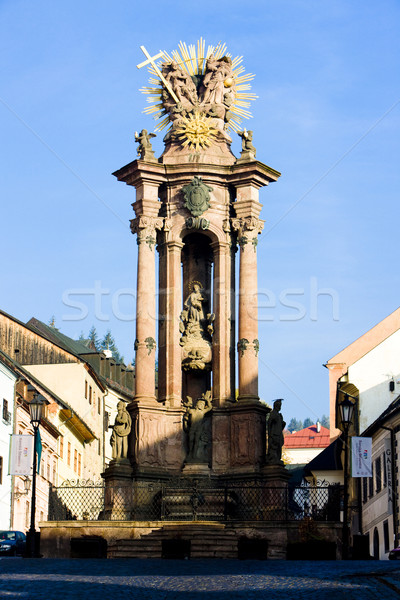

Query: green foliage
[320,414,330,429]
[88,326,101,351]
[303,417,313,428]
[287,418,303,432]
[101,330,124,363]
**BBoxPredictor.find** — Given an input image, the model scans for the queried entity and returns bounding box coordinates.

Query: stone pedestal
[102,459,133,520]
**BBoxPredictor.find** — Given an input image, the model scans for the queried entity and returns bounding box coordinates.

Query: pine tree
[320,414,330,429]
[287,418,303,433]
[303,417,313,428]
[101,330,124,362]
[88,326,100,351]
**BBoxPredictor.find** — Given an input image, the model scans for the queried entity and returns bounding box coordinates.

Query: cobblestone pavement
[0,559,400,599]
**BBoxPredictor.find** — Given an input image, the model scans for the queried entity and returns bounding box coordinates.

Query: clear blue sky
[1,0,399,422]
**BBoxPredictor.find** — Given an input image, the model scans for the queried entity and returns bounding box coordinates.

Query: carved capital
[237,338,249,356]
[231,217,264,251]
[130,216,163,249]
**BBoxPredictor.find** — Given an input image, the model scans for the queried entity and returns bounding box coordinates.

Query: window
[383,452,388,487]
[2,399,10,424]
[74,449,77,472]
[85,380,88,399]
[67,442,71,466]
[384,520,390,553]
[362,477,368,503]
[375,456,382,493]
[78,453,81,477]
[47,462,50,481]
[89,385,92,404]
[98,396,101,415]
[59,437,64,459]
[98,438,101,456]
[369,463,374,497]
[0,456,3,485]
[53,462,56,485]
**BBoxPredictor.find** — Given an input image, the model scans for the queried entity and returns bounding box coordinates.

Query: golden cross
[137,45,179,103]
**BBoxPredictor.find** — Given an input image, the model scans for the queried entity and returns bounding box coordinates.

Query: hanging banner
[384,437,393,515]
[9,434,33,475]
[351,436,372,477]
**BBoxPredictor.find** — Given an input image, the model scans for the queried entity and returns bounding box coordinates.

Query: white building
[0,356,16,529]
[326,307,400,559]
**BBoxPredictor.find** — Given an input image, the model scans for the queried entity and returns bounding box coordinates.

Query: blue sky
[1,0,399,422]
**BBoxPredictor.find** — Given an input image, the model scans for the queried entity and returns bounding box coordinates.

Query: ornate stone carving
[145,337,156,355]
[134,338,139,351]
[130,216,163,249]
[110,400,132,460]
[266,399,286,465]
[237,129,256,161]
[185,216,210,230]
[231,217,264,251]
[183,390,213,463]
[134,129,157,161]
[237,338,249,356]
[182,177,213,217]
[253,339,260,357]
[179,282,214,371]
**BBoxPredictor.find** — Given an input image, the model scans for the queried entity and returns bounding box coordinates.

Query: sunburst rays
[139,38,256,134]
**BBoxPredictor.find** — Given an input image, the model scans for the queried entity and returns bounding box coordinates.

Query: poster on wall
[9,434,33,475]
[351,436,372,477]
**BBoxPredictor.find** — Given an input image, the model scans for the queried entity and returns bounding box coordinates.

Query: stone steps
[108,525,239,559]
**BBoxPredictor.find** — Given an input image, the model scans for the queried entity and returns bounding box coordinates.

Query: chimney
[316,421,321,433]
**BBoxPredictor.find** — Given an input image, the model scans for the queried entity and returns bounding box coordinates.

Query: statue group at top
[138,40,256,151]
[162,53,235,143]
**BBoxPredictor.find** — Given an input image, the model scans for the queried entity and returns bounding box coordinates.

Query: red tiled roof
[284,425,330,448]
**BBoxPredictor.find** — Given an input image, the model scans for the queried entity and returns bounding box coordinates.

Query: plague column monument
[109,40,283,484]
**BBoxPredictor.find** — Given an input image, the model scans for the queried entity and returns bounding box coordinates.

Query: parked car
[0,531,26,556]
[388,546,400,560]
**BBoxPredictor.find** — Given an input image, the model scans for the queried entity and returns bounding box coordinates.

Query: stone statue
[238,129,256,160]
[183,391,213,462]
[110,400,132,460]
[134,129,156,161]
[163,61,197,109]
[266,399,286,464]
[179,282,214,371]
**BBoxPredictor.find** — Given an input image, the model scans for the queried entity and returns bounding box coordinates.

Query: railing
[48,479,342,523]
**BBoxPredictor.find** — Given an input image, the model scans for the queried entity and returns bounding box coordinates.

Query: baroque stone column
[158,234,184,408]
[232,216,264,401]
[131,215,163,401]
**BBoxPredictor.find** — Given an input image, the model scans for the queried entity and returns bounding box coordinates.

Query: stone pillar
[211,240,233,406]
[131,212,163,402]
[158,238,183,408]
[232,216,264,401]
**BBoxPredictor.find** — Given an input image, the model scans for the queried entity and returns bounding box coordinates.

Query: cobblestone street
[0,559,400,599]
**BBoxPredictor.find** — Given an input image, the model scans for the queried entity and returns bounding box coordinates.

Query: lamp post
[339,394,354,560]
[28,393,44,558]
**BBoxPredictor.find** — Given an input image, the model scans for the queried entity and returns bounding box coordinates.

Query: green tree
[320,414,330,429]
[303,417,313,428]
[287,418,303,433]
[88,326,101,351]
[101,330,124,363]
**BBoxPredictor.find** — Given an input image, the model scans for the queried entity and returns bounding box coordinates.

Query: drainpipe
[380,425,398,546]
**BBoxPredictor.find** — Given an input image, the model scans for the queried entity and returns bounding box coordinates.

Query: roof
[0,349,96,443]
[284,424,330,449]
[362,394,400,437]
[326,306,400,369]
[306,437,343,472]
[27,318,97,356]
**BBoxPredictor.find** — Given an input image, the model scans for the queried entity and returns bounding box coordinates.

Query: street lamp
[28,392,45,558]
[339,394,355,560]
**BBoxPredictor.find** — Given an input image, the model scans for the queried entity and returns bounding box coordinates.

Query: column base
[182,462,211,476]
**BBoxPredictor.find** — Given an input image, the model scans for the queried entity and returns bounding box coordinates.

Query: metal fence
[48,479,342,523]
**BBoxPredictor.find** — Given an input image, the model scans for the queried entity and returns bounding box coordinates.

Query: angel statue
[134,129,156,161]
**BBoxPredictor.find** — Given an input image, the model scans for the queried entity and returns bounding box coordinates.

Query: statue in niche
[180,282,214,371]
[266,399,286,465]
[183,391,213,462]
[110,400,132,460]
[134,129,156,160]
